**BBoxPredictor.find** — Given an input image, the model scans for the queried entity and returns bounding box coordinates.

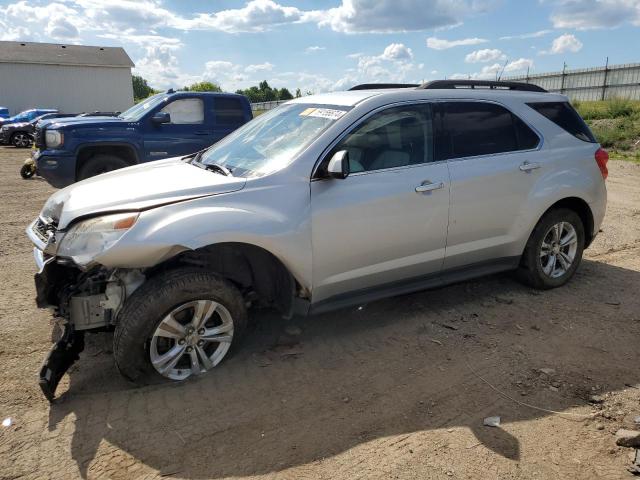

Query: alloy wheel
[13,133,31,148]
[539,221,578,279]
[149,299,234,380]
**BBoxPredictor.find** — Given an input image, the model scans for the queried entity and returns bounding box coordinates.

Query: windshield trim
[119,94,166,122]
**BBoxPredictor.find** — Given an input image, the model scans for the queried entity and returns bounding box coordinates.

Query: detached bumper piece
[38,324,84,402]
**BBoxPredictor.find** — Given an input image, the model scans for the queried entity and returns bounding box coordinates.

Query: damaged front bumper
[29,217,144,401]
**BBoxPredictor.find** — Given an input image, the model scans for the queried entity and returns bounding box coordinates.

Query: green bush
[606,97,634,118]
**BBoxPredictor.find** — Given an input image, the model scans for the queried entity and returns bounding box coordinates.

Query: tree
[236,81,297,103]
[132,75,155,101]
[295,88,302,98]
[184,81,222,92]
[278,88,294,100]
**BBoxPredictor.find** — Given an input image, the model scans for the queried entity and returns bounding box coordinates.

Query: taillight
[595,147,608,180]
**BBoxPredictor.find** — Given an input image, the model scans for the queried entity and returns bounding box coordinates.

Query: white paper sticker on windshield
[302,108,346,120]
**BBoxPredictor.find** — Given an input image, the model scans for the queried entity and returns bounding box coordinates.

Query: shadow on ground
[47,258,640,478]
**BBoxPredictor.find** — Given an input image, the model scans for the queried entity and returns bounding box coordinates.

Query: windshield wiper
[204,163,232,176]
[190,152,232,176]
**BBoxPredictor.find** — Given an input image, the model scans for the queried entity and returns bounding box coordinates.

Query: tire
[113,268,248,385]
[11,132,32,148]
[20,164,35,179]
[77,154,129,181]
[517,208,585,289]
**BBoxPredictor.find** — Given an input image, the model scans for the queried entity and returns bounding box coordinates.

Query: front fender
[91,182,313,290]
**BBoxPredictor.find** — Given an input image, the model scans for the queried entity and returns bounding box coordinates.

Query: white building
[0,41,134,115]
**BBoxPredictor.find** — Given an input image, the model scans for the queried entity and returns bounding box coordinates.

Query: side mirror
[327,150,350,179]
[151,112,170,124]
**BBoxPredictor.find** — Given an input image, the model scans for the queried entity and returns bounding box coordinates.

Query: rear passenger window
[527,102,596,143]
[214,97,245,126]
[438,102,539,160]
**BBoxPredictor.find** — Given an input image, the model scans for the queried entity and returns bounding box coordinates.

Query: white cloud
[244,62,275,73]
[542,34,583,54]
[465,48,506,63]
[504,57,534,72]
[426,36,488,50]
[4,1,84,41]
[452,58,533,80]
[180,0,307,33]
[305,46,325,53]
[381,43,413,61]
[45,16,80,39]
[0,19,31,41]
[549,0,640,30]
[317,0,496,33]
[499,30,551,40]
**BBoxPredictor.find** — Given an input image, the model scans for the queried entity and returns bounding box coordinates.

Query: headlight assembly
[57,212,139,265]
[45,130,64,148]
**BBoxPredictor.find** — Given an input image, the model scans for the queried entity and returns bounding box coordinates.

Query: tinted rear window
[527,102,595,143]
[214,97,245,126]
[437,102,539,159]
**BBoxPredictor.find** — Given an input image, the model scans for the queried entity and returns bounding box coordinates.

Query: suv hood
[42,158,247,229]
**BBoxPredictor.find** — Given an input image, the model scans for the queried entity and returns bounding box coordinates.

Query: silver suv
[27,80,608,401]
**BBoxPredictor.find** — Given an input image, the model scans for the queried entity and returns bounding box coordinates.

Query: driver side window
[160,98,204,124]
[333,104,433,173]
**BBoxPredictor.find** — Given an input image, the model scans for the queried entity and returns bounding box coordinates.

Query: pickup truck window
[214,97,245,126]
[160,98,204,124]
[201,103,350,177]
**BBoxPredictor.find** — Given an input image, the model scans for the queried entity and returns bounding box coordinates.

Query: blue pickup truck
[33,90,253,188]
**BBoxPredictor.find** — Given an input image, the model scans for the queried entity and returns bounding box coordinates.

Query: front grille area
[34,126,46,149]
[33,217,57,243]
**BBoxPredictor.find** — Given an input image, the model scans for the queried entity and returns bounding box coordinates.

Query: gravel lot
[1,146,639,480]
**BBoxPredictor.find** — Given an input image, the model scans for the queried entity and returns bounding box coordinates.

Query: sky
[1,0,639,94]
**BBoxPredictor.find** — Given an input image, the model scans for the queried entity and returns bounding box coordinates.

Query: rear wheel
[517,208,585,289]
[114,268,248,385]
[11,132,32,148]
[77,154,129,181]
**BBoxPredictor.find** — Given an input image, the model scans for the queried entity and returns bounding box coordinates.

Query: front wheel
[113,268,247,385]
[77,155,129,181]
[20,163,35,179]
[517,208,585,289]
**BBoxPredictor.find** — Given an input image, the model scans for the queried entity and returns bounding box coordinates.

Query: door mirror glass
[327,150,350,179]
[151,112,171,124]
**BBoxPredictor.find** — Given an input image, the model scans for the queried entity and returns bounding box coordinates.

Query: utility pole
[601,57,609,101]
[560,61,567,94]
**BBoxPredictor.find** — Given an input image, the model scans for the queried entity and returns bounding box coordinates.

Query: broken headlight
[57,212,138,265]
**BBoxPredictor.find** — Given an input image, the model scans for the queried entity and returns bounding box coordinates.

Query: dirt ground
[0,147,639,480]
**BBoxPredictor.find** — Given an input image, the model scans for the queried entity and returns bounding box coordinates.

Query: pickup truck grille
[34,126,46,149]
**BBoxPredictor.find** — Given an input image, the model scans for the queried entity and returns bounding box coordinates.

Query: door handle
[415,181,444,193]
[519,161,541,172]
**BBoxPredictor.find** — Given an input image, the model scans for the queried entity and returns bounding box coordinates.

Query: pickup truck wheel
[78,155,129,180]
[11,132,32,148]
[517,208,585,289]
[113,268,247,385]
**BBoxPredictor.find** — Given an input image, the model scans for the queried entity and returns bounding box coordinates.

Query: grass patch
[575,99,640,158]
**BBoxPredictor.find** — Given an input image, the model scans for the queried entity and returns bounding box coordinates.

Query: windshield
[119,94,166,121]
[200,103,350,177]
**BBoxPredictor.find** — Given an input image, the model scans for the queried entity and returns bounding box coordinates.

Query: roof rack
[418,80,547,93]
[349,83,419,91]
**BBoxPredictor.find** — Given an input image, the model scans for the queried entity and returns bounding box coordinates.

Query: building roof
[0,41,134,68]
